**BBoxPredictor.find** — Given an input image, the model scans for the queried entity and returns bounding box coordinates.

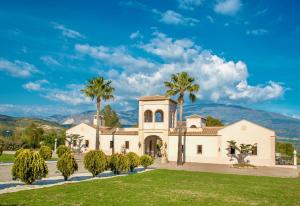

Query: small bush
[56,145,70,158]
[15,148,28,157]
[84,150,107,177]
[57,152,78,181]
[39,146,52,160]
[140,155,154,169]
[109,153,130,174]
[126,152,140,172]
[12,150,48,184]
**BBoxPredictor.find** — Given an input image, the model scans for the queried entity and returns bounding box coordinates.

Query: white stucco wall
[66,123,96,152]
[218,120,276,166]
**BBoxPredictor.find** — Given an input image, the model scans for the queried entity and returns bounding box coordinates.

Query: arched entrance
[144,135,162,158]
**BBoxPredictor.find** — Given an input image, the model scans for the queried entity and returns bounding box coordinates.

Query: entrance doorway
[144,135,162,158]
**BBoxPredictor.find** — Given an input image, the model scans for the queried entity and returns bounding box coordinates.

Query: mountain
[46,103,300,139]
[0,114,65,136]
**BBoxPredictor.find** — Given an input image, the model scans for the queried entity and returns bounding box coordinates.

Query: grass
[0,169,300,206]
[0,153,57,163]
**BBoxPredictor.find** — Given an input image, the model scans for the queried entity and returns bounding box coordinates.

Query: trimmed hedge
[57,152,78,181]
[56,145,70,158]
[140,155,154,169]
[109,153,130,174]
[12,150,48,184]
[126,152,140,172]
[84,150,107,177]
[39,146,52,160]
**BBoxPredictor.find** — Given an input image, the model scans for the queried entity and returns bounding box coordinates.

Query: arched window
[190,125,197,128]
[155,110,164,122]
[144,110,153,122]
[85,140,89,148]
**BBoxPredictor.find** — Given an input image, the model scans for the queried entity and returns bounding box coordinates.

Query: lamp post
[293,150,297,166]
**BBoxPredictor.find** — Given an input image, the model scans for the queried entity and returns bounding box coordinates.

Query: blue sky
[0,0,299,118]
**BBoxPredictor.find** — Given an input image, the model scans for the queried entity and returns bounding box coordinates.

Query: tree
[12,150,48,184]
[140,155,154,169]
[39,146,52,160]
[57,152,78,181]
[276,142,294,156]
[21,123,44,148]
[164,72,199,165]
[56,145,70,158]
[42,130,65,150]
[81,77,114,150]
[227,140,257,164]
[126,152,140,172]
[84,150,107,177]
[206,116,224,126]
[65,134,84,153]
[101,105,121,127]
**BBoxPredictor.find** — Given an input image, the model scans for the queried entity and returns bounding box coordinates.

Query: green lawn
[0,153,57,163]
[0,153,15,162]
[0,170,300,206]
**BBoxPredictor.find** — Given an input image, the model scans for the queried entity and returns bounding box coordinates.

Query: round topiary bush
[140,155,154,169]
[15,148,26,157]
[57,152,78,181]
[39,146,52,160]
[56,145,70,158]
[12,150,48,184]
[126,152,140,172]
[109,153,130,174]
[84,150,107,177]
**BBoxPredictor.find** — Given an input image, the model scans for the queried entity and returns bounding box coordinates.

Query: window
[125,141,129,149]
[230,147,235,155]
[144,110,153,122]
[252,145,257,155]
[155,110,164,122]
[190,125,197,128]
[110,141,114,149]
[197,145,202,154]
[73,140,77,147]
[85,140,89,148]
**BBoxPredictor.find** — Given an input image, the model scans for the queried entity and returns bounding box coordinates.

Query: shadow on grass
[0,167,146,191]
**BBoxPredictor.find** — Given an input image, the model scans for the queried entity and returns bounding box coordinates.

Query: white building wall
[218,120,276,166]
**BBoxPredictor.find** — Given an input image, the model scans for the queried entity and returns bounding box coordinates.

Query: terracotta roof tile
[169,127,224,136]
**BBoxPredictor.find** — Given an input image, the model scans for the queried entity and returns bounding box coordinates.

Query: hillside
[0,114,65,136]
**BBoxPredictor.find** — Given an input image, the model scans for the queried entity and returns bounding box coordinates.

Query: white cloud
[130,30,143,40]
[0,58,39,77]
[43,84,92,106]
[246,29,268,36]
[40,56,61,66]
[214,0,241,16]
[104,32,284,103]
[52,22,85,39]
[75,44,156,72]
[154,9,199,26]
[23,79,49,91]
[177,0,204,10]
[255,8,268,16]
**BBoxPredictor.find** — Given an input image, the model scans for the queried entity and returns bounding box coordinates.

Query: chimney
[93,115,105,127]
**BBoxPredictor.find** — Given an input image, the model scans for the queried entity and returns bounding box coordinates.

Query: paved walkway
[156,162,299,178]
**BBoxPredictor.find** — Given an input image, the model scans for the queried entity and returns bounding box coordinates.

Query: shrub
[140,155,154,169]
[15,148,27,157]
[56,145,70,158]
[109,153,130,174]
[126,152,140,172]
[84,150,107,177]
[39,146,52,160]
[12,150,48,184]
[57,152,78,181]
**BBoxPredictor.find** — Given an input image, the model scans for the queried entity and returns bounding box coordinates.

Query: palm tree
[164,72,199,165]
[81,77,114,150]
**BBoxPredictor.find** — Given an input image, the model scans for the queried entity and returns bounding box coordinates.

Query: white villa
[66,95,276,166]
